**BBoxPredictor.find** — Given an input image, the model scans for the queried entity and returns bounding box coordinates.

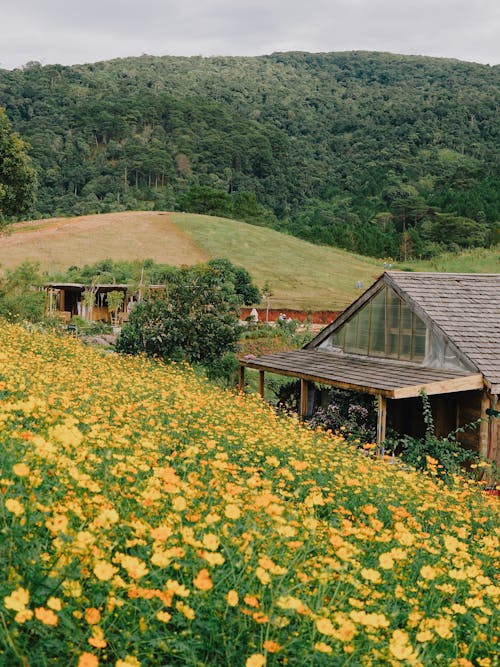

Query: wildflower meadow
[0,322,498,666]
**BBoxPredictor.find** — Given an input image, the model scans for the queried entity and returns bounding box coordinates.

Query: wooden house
[45,283,130,324]
[239,272,500,464]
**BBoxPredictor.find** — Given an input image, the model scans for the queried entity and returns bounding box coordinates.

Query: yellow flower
[360,568,382,584]
[176,601,195,620]
[226,590,239,607]
[350,610,389,628]
[156,611,172,623]
[316,617,335,636]
[389,629,417,661]
[378,552,394,569]
[62,579,82,598]
[246,654,266,667]
[12,463,30,476]
[45,513,68,535]
[88,625,107,648]
[432,617,454,639]
[256,567,271,585]
[416,629,434,642]
[202,533,220,551]
[172,496,187,511]
[120,555,149,580]
[4,587,30,612]
[47,597,62,611]
[420,565,437,580]
[35,607,59,626]
[201,550,225,566]
[150,548,172,568]
[116,657,141,667]
[93,560,118,581]
[165,580,190,597]
[13,607,33,624]
[5,498,24,516]
[224,504,241,520]
[314,642,332,654]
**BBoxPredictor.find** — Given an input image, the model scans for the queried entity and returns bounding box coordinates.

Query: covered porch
[238,350,493,457]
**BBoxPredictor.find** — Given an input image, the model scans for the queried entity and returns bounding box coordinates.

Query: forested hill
[1,51,498,259]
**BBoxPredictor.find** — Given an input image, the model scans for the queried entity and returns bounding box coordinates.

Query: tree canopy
[0,52,498,257]
[0,108,37,224]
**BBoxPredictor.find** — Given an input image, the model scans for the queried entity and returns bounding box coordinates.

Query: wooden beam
[392,373,484,399]
[240,361,395,397]
[238,365,245,393]
[376,394,387,446]
[259,370,265,398]
[300,379,309,419]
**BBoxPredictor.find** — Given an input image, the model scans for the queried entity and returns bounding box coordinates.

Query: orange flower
[193,568,213,591]
[35,607,58,626]
[263,640,281,653]
[244,595,260,608]
[78,653,99,667]
[246,654,266,667]
[85,608,101,625]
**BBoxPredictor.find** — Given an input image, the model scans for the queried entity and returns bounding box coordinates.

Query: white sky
[1,0,499,70]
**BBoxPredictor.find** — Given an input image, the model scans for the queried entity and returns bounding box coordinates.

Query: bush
[116,262,247,367]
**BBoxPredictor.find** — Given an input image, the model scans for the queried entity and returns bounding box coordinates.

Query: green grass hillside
[400,246,500,274]
[0,211,383,309]
[1,211,497,310]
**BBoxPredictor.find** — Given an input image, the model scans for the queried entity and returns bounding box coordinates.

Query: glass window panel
[400,333,411,359]
[344,318,357,351]
[387,289,400,329]
[356,304,370,353]
[330,328,345,348]
[412,334,426,359]
[369,290,386,355]
[388,332,399,357]
[401,302,412,331]
[413,314,426,337]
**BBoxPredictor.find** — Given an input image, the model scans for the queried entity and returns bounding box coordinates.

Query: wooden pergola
[239,349,484,445]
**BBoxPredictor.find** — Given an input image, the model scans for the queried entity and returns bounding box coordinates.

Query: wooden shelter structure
[239,272,500,464]
[45,283,130,324]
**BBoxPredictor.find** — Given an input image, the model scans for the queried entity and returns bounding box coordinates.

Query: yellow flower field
[0,321,499,666]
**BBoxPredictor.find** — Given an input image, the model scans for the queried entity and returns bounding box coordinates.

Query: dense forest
[0,51,498,258]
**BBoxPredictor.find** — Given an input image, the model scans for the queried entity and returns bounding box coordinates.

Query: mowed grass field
[0,211,382,310]
[1,211,497,309]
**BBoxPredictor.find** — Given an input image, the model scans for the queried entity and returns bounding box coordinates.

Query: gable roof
[309,272,500,393]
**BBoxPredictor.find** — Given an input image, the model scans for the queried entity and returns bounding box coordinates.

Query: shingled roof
[241,272,499,397]
[385,272,500,392]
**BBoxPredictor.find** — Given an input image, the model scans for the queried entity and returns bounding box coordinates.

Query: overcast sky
[1,0,499,70]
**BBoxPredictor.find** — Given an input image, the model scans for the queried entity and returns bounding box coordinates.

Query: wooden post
[376,394,387,447]
[479,391,490,459]
[238,365,245,393]
[300,379,309,419]
[259,370,265,398]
